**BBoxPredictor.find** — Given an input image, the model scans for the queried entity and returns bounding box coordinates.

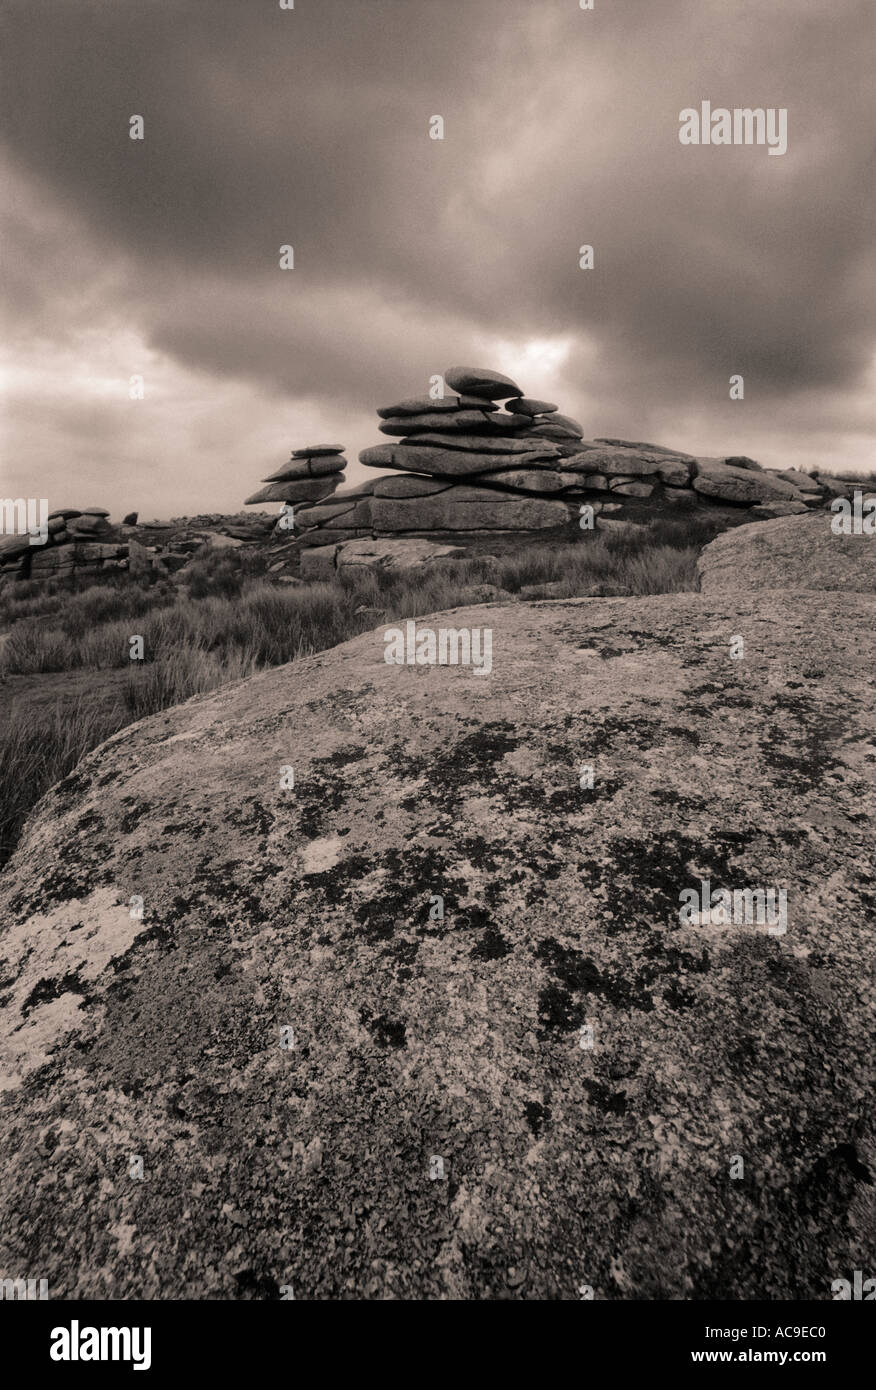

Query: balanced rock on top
[444,366,523,399]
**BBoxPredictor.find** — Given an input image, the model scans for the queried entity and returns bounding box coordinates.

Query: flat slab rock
[0,592,874,1299]
[378,411,501,435]
[698,511,876,593]
[377,395,498,417]
[379,434,559,457]
[371,494,570,531]
[361,445,558,475]
[338,538,467,571]
[263,456,346,482]
[245,479,339,506]
[294,497,373,529]
[506,397,558,416]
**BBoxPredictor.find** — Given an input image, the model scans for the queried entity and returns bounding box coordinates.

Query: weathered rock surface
[527,420,584,440]
[293,498,374,529]
[815,474,859,499]
[31,542,127,567]
[722,456,762,471]
[595,438,697,460]
[657,458,694,487]
[373,476,454,499]
[487,412,531,432]
[693,460,803,504]
[377,395,498,417]
[0,592,873,1299]
[245,479,339,506]
[328,481,375,501]
[698,511,876,594]
[609,480,654,497]
[380,434,560,457]
[264,457,346,482]
[0,535,32,560]
[337,538,467,571]
[506,398,558,416]
[360,446,558,475]
[776,469,822,494]
[379,412,499,436]
[748,501,810,520]
[568,449,662,477]
[476,469,580,493]
[370,494,570,531]
[299,538,467,579]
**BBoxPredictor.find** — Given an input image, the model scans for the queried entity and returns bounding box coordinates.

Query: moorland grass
[0,526,702,866]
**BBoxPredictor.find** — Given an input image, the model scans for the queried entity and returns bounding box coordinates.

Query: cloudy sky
[2,0,873,519]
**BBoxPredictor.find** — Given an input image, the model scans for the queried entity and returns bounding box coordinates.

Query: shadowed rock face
[699,511,876,593]
[1,593,874,1299]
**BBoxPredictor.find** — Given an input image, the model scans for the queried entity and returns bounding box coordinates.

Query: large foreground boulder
[698,511,876,593]
[0,592,874,1299]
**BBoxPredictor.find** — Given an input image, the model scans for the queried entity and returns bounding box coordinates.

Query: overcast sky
[2,0,873,519]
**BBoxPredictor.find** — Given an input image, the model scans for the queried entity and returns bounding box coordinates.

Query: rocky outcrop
[244,445,347,511]
[0,590,873,1298]
[0,507,124,586]
[698,511,876,593]
[0,511,279,592]
[265,368,834,551]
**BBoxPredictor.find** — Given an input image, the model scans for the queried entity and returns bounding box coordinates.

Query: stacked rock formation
[244,446,348,515]
[360,368,587,534]
[0,507,130,587]
[286,367,828,550]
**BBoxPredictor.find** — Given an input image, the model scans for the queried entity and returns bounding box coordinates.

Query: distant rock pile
[0,508,277,592]
[0,507,130,586]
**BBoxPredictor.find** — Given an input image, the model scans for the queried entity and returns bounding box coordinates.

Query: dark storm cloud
[1,0,874,512]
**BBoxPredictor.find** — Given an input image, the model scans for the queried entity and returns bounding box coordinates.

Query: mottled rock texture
[0,589,874,1299]
[698,512,876,594]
